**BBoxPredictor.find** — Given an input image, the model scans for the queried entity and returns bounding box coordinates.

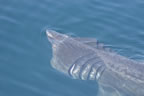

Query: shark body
[46,30,144,96]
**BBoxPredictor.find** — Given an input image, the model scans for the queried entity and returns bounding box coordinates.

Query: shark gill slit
[95,63,105,80]
[68,53,95,78]
[87,61,101,80]
[79,56,98,80]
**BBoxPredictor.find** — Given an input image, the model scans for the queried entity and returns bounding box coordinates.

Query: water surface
[0,0,144,96]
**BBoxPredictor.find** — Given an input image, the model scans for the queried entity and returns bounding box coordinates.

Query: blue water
[0,0,144,96]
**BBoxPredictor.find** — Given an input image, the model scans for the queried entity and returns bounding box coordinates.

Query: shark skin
[46,30,144,96]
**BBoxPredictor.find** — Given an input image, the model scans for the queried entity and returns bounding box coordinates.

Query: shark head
[46,29,74,75]
[46,30,105,80]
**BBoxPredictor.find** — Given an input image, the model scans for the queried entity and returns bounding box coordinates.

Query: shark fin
[74,37,112,52]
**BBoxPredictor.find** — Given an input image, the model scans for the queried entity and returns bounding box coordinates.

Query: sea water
[0,0,144,96]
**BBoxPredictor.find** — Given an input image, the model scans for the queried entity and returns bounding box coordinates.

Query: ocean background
[0,0,144,96]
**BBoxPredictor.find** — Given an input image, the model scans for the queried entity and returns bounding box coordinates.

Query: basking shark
[46,30,144,96]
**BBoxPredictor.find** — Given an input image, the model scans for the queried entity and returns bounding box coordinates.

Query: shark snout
[46,29,68,44]
[46,30,58,40]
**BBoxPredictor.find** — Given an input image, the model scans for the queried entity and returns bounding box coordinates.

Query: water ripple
[0,0,144,96]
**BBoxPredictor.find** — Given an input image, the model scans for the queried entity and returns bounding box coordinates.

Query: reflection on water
[0,0,144,96]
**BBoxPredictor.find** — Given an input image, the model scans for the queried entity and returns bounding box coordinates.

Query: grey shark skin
[46,30,144,96]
